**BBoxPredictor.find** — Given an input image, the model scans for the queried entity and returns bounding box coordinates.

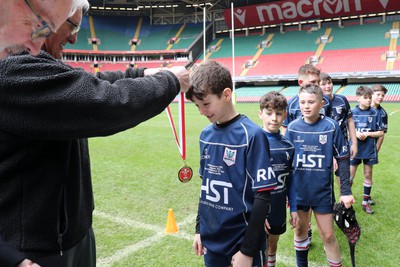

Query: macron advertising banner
[223,0,400,28]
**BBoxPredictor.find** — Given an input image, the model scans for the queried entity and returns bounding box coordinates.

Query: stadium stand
[168,23,204,50]
[235,85,286,102]
[318,47,387,72]
[90,15,137,51]
[337,83,400,102]
[62,6,400,103]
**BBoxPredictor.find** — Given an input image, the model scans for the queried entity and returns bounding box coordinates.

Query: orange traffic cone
[165,208,179,234]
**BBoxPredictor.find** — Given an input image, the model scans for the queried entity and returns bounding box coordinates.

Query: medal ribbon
[166,92,186,162]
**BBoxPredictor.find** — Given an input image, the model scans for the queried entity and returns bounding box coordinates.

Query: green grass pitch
[90,102,400,266]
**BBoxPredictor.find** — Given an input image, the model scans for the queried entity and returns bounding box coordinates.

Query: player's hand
[264,219,271,233]
[231,251,253,267]
[168,66,190,93]
[356,131,364,140]
[289,211,299,228]
[333,158,338,172]
[350,143,358,160]
[192,233,204,256]
[340,195,356,209]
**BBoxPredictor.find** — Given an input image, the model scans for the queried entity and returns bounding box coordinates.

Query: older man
[0,5,190,267]
[0,0,86,59]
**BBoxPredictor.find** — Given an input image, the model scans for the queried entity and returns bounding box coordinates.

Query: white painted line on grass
[97,231,164,266]
[94,210,162,232]
[94,210,321,267]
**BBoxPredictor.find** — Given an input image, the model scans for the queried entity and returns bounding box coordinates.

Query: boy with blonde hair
[285,84,355,267]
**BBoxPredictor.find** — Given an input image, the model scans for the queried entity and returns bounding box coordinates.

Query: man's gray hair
[70,0,90,15]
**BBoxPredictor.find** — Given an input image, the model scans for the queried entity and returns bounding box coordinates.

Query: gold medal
[178,165,193,183]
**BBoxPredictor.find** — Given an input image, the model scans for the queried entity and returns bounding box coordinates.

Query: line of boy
[280,64,356,267]
[349,85,386,214]
[320,75,388,214]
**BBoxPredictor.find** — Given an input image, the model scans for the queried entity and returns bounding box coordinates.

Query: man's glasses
[24,0,53,40]
[66,19,81,35]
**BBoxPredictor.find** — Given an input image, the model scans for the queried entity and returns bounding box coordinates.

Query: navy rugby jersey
[264,131,296,226]
[375,104,388,133]
[285,116,348,207]
[329,94,352,142]
[198,115,276,256]
[283,94,331,127]
[351,105,382,159]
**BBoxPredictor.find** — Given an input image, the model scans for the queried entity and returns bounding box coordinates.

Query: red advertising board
[223,0,400,28]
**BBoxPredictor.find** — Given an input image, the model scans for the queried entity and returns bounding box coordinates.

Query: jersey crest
[319,134,327,145]
[223,147,237,166]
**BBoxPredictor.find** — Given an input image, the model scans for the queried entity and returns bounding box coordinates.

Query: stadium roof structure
[87,0,276,23]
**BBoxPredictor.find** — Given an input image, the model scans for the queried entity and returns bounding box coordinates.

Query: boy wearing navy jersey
[319,73,358,195]
[281,64,331,135]
[258,92,298,267]
[285,84,355,267]
[371,84,388,152]
[282,64,329,244]
[319,72,357,159]
[350,86,384,214]
[188,60,276,267]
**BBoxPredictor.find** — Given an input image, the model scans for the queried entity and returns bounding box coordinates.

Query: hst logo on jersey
[356,128,371,133]
[319,135,327,145]
[296,154,325,168]
[274,172,289,191]
[223,148,237,166]
[201,178,233,204]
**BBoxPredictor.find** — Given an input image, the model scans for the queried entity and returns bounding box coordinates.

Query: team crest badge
[335,107,343,114]
[319,135,327,145]
[223,148,237,166]
[368,116,372,123]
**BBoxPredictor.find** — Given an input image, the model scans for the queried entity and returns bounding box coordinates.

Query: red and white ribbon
[166,92,186,162]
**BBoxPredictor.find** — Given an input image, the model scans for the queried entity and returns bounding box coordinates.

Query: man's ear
[283,109,288,120]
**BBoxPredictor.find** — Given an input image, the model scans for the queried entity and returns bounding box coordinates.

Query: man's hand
[18,259,41,267]
[143,66,190,93]
[168,66,190,93]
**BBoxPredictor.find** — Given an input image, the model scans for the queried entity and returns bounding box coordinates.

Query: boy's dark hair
[186,60,233,101]
[320,72,332,82]
[371,84,388,94]
[298,64,320,77]
[356,86,373,97]
[259,91,287,110]
[298,84,323,101]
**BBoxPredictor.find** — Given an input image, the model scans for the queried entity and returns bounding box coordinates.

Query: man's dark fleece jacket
[0,51,181,266]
